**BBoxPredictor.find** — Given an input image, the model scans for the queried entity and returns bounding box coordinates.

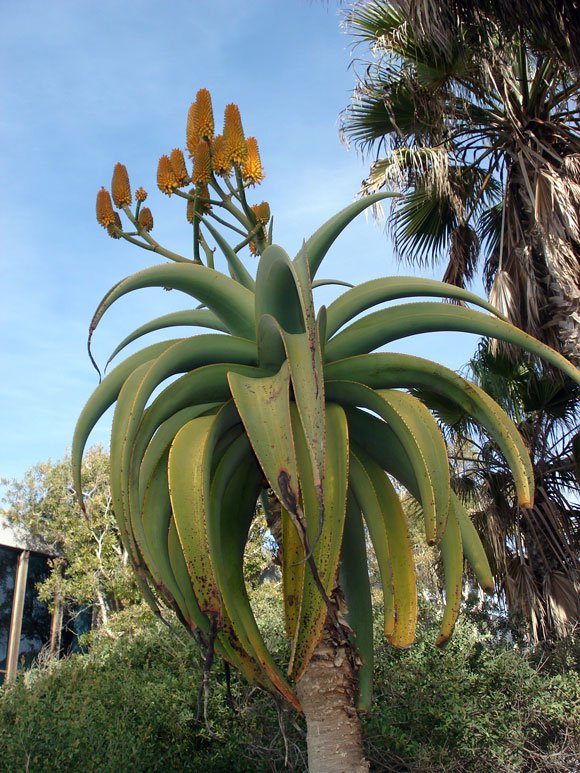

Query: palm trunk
[296,616,369,773]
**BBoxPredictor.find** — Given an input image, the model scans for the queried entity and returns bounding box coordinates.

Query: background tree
[74,88,580,771]
[342,0,580,363]
[450,343,580,642]
[1,446,140,633]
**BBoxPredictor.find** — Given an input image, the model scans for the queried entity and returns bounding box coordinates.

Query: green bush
[0,592,577,772]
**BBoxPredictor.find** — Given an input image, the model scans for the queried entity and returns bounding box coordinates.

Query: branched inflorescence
[95,89,268,265]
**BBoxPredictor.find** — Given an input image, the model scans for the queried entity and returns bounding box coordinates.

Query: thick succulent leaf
[227,362,303,532]
[282,507,305,640]
[325,352,534,507]
[168,518,211,634]
[345,405,419,484]
[299,193,395,278]
[339,493,374,711]
[110,335,257,538]
[289,404,349,681]
[72,339,183,507]
[349,452,395,638]
[326,380,449,544]
[202,218,256,291]
[138,448,191,622]
[325,276,505,339]
[325,302,580,385]
[377,388,450,541]
[255,245,307,336]
[168,404,239,615]
[452,493,494,592]
[352,446,418,648]
[128,363,269,530]
[256,246,326,504]
[436,505,464,646]
[106,310,229,368]
[207,435,301,711]
[257,314,286,371]
[138,404,220,507]
[110,362,152,564]
[88,262,256,346]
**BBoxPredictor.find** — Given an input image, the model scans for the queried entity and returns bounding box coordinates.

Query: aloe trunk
[297,617,369,773]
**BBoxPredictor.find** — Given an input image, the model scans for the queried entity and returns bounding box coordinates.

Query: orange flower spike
[186,101,199,157]
[197,183,212,213]
[107,212,123,238]
[111,163,132,208]
[194,88,214,142]
[157,155,179,195]
[135,187,148,202]
[242,138,264,186]
[170,148,190,186]
[138,207,154,232]
[96,187,116,228]
[223,103,247,166]
[186,89,214,156]
[186,192,196,224]
[251,201,271,224]
[192,140,212,185]
[211,134,231,177]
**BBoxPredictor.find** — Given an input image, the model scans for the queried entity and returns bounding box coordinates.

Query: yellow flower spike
[194,88,214,142]
[186,189,196,224]
[211,134,231,177]
[138,207,154,232]
[96,187,116,228]
[251,201,270,224]
[169,148,190,186]
[197,183,212,213]
[223,103,247,166]
[192,140,212,185]
[186,89,214,156]
[242,138,264,185]
[186,101,199,157]
[111,163,132,208]
[135,187,148,202]
[157,155,179,195]
[107,212,123,239]
[248,240,258,255]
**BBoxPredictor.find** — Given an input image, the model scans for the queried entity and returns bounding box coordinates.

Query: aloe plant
[73,90,580,772]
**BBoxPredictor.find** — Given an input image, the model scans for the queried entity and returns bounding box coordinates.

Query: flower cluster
[95,89,270,262]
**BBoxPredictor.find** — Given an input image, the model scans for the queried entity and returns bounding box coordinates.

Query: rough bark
[296,617,369,773]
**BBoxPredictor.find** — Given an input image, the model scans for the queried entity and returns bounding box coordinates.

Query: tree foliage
[1,446,140,631]
[342,0,580,362]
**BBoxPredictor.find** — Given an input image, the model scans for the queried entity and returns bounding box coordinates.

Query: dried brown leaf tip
[157,155,179,195]
[135,187,148,202]
[170,148,190,186]
[96,187,116,227]
[210,134,230,177]
[138,207,154,232]
[111,163,132,207]
[223,103,247,166]
[187,88,214,155]
[242,138,264,185]
[192,140,211,185]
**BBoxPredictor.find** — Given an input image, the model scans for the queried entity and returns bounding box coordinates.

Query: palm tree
[405,0,580,70]
[74,90,580,771]
[342,0,580,364]
[449,343,580,642]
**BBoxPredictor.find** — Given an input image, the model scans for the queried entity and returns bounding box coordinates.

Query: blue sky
[0,0,482,486]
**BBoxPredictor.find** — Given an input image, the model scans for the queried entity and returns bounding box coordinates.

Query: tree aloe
[74,90,580,772]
